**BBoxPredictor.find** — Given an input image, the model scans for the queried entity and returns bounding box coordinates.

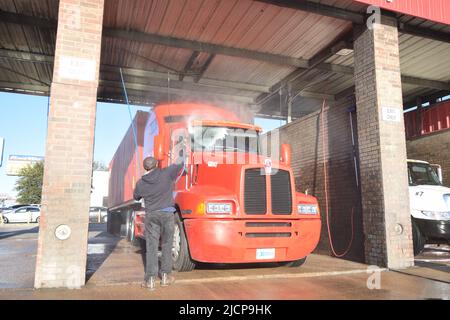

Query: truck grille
[244,169,267,214]
[271,170,292,214]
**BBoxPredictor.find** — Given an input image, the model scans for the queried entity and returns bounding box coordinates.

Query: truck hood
[409,185,450,214]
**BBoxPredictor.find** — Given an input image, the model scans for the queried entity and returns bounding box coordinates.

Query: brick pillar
[354,16,414,269]
[34,0,104,288]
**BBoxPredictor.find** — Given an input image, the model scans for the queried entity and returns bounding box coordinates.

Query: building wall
[406,129,450,186]
[261,98,365,263]
[90,171,110,207]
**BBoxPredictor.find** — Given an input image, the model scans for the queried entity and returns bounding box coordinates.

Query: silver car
[2,206,40,223]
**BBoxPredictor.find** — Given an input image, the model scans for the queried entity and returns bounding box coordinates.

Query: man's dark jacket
[133,163,184,213]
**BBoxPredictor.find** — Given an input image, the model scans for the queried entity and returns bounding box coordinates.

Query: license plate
[256,248,276,260]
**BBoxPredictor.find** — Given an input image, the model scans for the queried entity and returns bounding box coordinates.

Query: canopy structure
[0,0,449,119]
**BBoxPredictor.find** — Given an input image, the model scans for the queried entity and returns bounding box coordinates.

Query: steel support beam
[179,51,200,81]
[256,0,364,24]
[0,81,49,93]
[256,32,353,106]
[99,80,255,104]
[0,48,270,93]
[1,47,449,95]
[193,54,215,83]
[102,28,310,68]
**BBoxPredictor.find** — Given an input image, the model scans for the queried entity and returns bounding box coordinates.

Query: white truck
[408,160,450,255]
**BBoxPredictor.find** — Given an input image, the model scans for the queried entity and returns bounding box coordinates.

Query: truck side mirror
[153,135,165,161]
[280,143,292,166]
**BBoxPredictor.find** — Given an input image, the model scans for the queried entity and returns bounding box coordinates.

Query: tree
[15,162,44,204]
[93,161,108,171]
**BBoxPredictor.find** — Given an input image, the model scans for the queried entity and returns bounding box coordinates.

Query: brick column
[354,16,414,269]
[35,0,104,288]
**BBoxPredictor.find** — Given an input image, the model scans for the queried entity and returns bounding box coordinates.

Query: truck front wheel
[172,214,196,272]
[128,212,141,247]
[283,257,307,267]
[412,220,426,256]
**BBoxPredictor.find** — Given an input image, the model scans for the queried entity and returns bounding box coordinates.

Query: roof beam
[0,48,270,93]
[256,1,450,43]
[399,23,450,43]
[0,10,57,29]
[0,48,53,64]
[1,47,449,93]
[0,11,311,67]
[401,76,450,91]
[101,65,269,93]
[193,54,215,83]
[335,85,450,110]
[0,11,352,69]
[99,80,255,104]
[256,0,364,24]
[255,32,353,105]
[179,51,200,81]
[0,81,49,93]
[102,28,310,68]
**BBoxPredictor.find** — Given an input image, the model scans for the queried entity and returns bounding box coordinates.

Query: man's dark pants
[144,210,175,280]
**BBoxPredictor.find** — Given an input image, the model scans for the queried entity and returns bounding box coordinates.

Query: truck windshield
[190,126,259,154]
[408,162,441,186]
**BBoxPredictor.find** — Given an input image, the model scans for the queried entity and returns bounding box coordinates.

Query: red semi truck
[107,103,321,271]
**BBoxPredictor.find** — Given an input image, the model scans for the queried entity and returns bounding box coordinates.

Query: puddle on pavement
[87,243,112,255]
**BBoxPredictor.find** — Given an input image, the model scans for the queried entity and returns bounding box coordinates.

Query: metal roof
[0,0,449,118]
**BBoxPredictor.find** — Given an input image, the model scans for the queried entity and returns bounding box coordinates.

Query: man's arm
[133,181,142,201]
[168,162,185,181]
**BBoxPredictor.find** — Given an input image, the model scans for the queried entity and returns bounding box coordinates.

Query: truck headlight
[206,202,233,214]
[298,204,318,215]
[421,211,450,220]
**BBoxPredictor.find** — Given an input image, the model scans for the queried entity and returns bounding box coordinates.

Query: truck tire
[128,212,141,247]
[412,220,426,256]
[283,256,307,267]
[172,214,196,272]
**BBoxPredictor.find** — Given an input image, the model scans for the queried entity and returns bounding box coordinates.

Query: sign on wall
[6,155,44,176]
[382,107,401,123]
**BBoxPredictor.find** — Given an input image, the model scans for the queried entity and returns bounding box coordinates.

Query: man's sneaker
[141,277,156,291]
[160,273,175,287]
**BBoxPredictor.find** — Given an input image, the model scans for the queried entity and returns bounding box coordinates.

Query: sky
[0,92,283,198]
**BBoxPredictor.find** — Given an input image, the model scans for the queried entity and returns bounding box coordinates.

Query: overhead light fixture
[335,48,354,56]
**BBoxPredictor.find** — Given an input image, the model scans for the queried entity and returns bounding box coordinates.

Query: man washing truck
[133,156,185,290]
[107,103,321,276]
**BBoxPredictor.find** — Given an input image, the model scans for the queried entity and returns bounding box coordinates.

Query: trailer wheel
[283,257,307,267]
[172,214,195,272]
[412,220,426,256]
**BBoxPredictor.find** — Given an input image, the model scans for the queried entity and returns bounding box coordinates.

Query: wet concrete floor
[0,223,449,299]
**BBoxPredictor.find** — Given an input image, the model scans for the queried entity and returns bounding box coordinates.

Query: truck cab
[408,159,450,255]
[108,103,321,271]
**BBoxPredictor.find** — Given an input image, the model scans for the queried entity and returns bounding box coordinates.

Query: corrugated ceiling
[0,0,449,118]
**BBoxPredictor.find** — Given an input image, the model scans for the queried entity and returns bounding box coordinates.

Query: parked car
[89,206,108,223]
[2,206,40,224]
[0,204,29,213]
